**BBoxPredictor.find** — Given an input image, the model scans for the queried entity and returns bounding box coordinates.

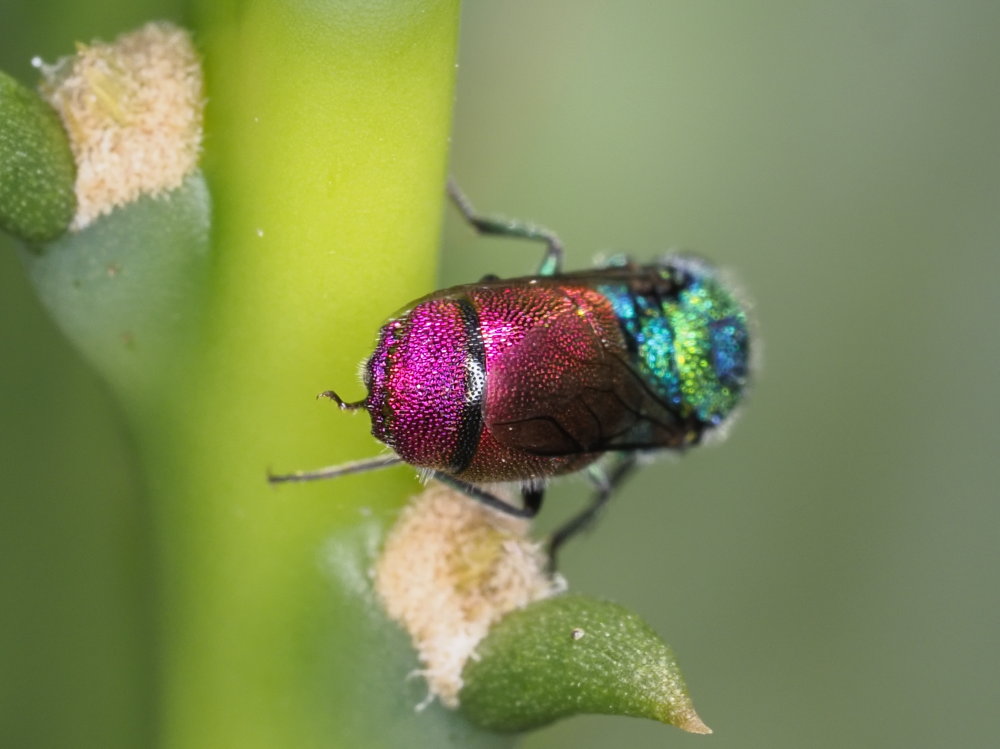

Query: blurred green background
[2,2,998,748]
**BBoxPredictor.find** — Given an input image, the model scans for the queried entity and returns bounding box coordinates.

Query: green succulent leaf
[19,174,210,401]
[459,594,712,735]
[0,70,76,243]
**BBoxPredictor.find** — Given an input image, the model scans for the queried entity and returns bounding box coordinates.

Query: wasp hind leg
[547,453,640,569]
[447,177,564,276]
[430,471,542,519]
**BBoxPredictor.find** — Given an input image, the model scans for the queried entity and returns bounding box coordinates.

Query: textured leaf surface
[460,595,711,735]
[0,70,75,242]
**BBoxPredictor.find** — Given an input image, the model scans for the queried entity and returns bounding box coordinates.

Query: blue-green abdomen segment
[597,258,749,428]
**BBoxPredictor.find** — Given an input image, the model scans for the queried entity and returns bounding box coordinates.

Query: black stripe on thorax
[449,296,486,474]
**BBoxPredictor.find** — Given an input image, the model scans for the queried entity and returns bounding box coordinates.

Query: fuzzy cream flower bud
[36,21,202,230]
[375,483,564,707]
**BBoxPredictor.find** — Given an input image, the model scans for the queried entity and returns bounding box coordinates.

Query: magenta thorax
[361,280,623,483]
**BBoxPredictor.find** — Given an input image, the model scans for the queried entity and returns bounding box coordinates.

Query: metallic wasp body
[272,181,751,561]
[366,259,747,482]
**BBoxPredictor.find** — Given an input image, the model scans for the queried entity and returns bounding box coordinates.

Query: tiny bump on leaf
[459,594,711,735]
[0,70,75,242]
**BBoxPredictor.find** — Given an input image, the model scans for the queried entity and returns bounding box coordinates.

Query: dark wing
[484,306,695,457]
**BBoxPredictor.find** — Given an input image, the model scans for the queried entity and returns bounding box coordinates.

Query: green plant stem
[114,3,505,746]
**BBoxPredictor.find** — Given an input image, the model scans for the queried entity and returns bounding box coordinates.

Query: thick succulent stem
[138,3,498,747]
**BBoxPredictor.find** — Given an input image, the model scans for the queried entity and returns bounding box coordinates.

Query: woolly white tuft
[37,22,203,230]
[375,483,564,707]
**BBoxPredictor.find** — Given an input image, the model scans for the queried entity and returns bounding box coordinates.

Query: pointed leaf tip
[459,594,711,735]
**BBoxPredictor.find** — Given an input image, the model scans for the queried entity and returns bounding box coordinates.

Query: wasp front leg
[447,177,564,276]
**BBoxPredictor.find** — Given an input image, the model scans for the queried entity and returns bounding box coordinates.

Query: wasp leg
[268,455,403,484]
[547,453,639,568]
[430,471,540,519]
[447,177,564,276]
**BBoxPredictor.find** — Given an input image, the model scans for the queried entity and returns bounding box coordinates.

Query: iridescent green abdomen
[597,257,749,429]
